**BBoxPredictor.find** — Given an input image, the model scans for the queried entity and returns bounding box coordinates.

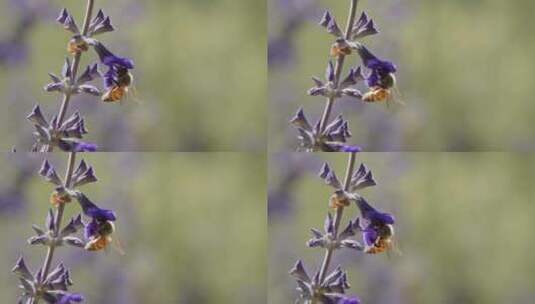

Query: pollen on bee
[329,192,351,209]
[102,86,126,102]
[362,87,391,103]
[330,45,352,57]
[85,236,108,251]
[67,38,89,55]
[50,191,71,206]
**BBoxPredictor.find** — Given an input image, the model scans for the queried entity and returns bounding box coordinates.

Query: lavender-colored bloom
[351,12,378,39]
[72,162,98,187]
[93,42,134,69]
[39,160,62,186]
[291,109,362,152]
[74,192,116,242]
[337,295,361,304]
[57,292,84,304]
[78,63,100,82]
[75,192,116,222]
[307,63,364,100]
[57,8,80,34]
[79,195,116,248]
[320,11,343,37]
[87,10,114,36]
[355,196,395,248]
[45,61,101,97]
[328,143,362,153]
[93,42,134,89]
[72,141,98,152]
[354,44,397,88]
[27,106,98,152]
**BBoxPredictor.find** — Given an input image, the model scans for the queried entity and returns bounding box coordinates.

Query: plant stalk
[316,152,357,283]
[318,0,359,134]
[43,0,95,152]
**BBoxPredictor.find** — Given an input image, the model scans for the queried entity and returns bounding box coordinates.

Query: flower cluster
[291,108,360,153]
[27,3,135,152]
[13,157,118,303]
[27,105,96,153]
[290,0,398,151]
[290,153,396,303]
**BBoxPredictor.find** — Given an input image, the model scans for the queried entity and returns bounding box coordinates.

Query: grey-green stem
[33,152,76,304]
[315,152,357,301]
[318,0,359,135]
[43,0,95,152]
[30,1,92,303]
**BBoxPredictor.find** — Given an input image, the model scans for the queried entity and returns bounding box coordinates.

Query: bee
[102,67,134,103]
[362,72,405,107]
[67,35,89,55]
[330,38,352,57]
[85,220,125,255]
[329,190,351,209]
[50,190,71,207]
[364,224,401,256]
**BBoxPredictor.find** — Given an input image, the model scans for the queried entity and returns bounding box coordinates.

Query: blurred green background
[1,0,265,151]
[0,152,266,303]
[269,0,535,151]
[269,153,535,303]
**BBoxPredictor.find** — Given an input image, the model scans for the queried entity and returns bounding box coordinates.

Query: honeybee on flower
[93,41,135,103]
[75,192,125,255]
[67,35,89,55]
[355,196,400,256]
[354,44,404,107]
[84,219,124,255]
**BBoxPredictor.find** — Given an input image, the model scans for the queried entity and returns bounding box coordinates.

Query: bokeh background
[1,0,265,151]
[0,152,266,303]
[269,153,535,303]
[269,0,535,151]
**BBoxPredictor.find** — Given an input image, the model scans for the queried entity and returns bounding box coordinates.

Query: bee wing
[111,236,126,256]
[384,89,405,113]
[129,85,143,105]
[387,239,403,258]
[119,85,142,106]
[391,85,406,106]
[103,236,113,256]
[392,239,403,256]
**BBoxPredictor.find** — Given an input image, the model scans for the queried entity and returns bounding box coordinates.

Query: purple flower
[355,44,396,88]
[74,192,116,239]
[87,10,114,36]
[327,143,362,153]
[57,8,80,34]
[93,42,134,69]
[92,42,134,96]
[291,109,362,152]
[56,140,97,152]
[27,106,99,152]
[351,12,378,39]
[355,197,395,249]
[75,192,116,222]
[58,293,84,304]
[338,296,361,304]
[356,197,395,226]
[72,141,97,152]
